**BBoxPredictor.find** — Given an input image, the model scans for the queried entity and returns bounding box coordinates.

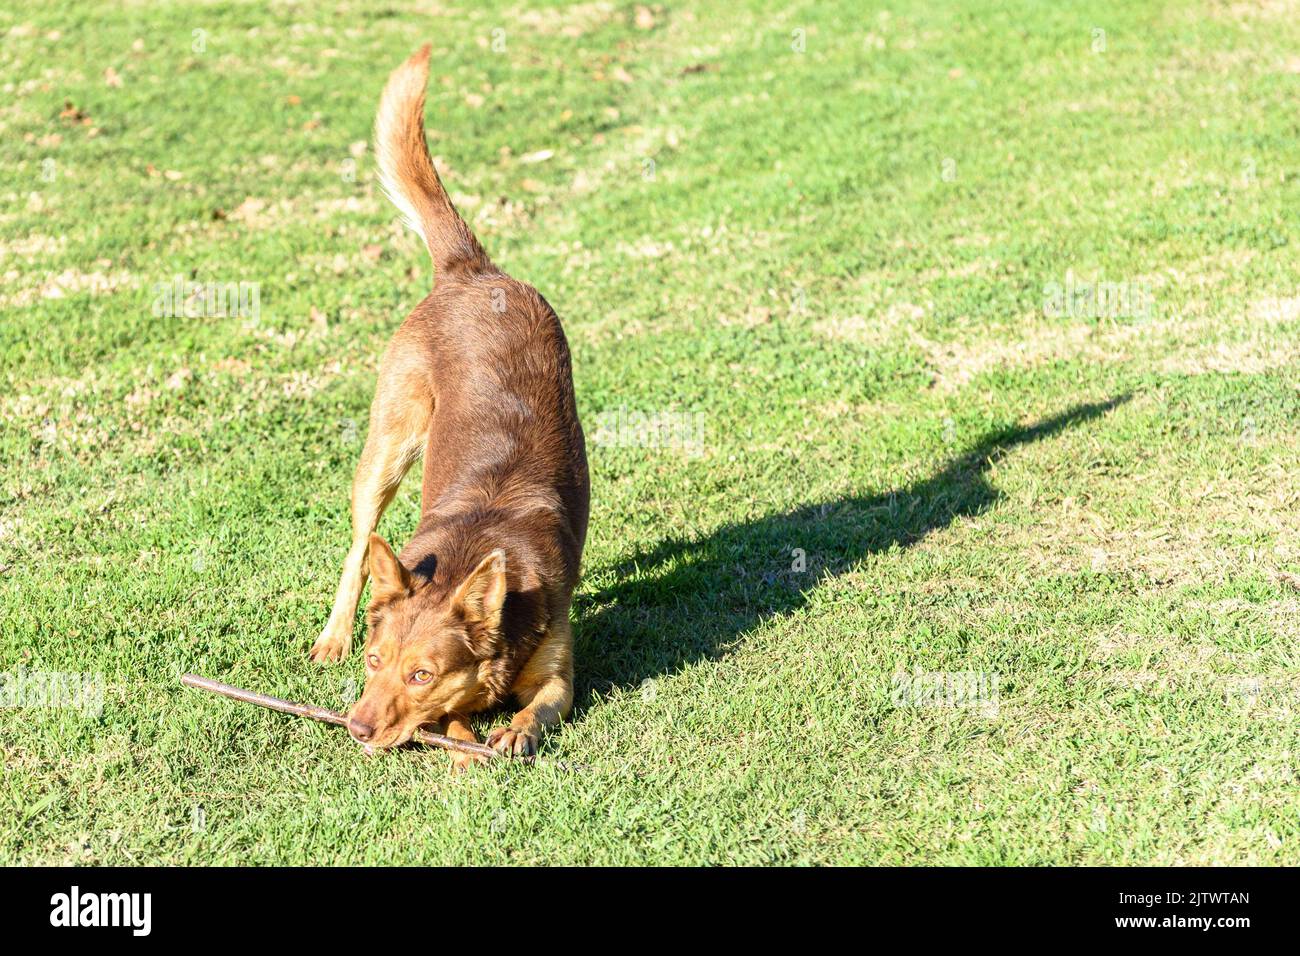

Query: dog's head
[346,534,506,751]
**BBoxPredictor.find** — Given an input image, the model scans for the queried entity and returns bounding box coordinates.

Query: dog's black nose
[349,718,375,742]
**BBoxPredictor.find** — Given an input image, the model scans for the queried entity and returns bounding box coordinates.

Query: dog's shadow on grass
[570,397,1127,710]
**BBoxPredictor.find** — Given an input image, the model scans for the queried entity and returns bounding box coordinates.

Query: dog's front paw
[449,750,490,774]
[486,726,537,758]
[308,624,351,663]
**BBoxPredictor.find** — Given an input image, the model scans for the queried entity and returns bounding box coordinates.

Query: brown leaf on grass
[212,358,250,376]
[59,100,91,124]
[104,67,123,87]
[230,197,266,223]
[361,244,383,262]
[634,5,656,30]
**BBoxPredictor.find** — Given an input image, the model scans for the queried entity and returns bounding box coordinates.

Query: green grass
[2,0,1299,865]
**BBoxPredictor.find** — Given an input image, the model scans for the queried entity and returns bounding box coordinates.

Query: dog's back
[408,278,588,596]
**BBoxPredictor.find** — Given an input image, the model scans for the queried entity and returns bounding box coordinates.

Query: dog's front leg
[310,345,431,662]
[488,619,574,757]
[442,712,487,773]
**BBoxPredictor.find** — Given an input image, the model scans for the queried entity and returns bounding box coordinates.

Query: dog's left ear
[452,550,507,651]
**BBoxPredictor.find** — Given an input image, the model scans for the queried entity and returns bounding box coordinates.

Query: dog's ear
[452,550,507,646]
[368,533,412,603]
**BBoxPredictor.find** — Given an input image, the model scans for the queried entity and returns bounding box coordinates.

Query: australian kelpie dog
[309,45,589,769]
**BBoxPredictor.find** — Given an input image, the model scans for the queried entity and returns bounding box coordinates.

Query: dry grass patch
[0,267,135,308]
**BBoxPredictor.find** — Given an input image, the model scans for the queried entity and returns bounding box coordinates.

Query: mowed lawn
[2,0,1299,865]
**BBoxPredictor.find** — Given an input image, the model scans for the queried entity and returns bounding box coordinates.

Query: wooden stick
[181,673,501,763]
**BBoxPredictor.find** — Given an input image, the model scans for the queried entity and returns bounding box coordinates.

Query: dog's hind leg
[310,332,432,662]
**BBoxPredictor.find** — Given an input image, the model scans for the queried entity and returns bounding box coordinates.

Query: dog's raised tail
[375,44,489,275]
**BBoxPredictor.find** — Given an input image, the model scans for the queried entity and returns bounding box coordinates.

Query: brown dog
[309,44,589,767]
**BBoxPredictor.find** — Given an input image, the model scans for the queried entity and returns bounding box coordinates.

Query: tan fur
[373,44,489,272]
[310,331,432,662]
[488,618,574,757]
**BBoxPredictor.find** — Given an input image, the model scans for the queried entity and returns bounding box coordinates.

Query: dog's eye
[410,670,434,684]
[367,654,381,669]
